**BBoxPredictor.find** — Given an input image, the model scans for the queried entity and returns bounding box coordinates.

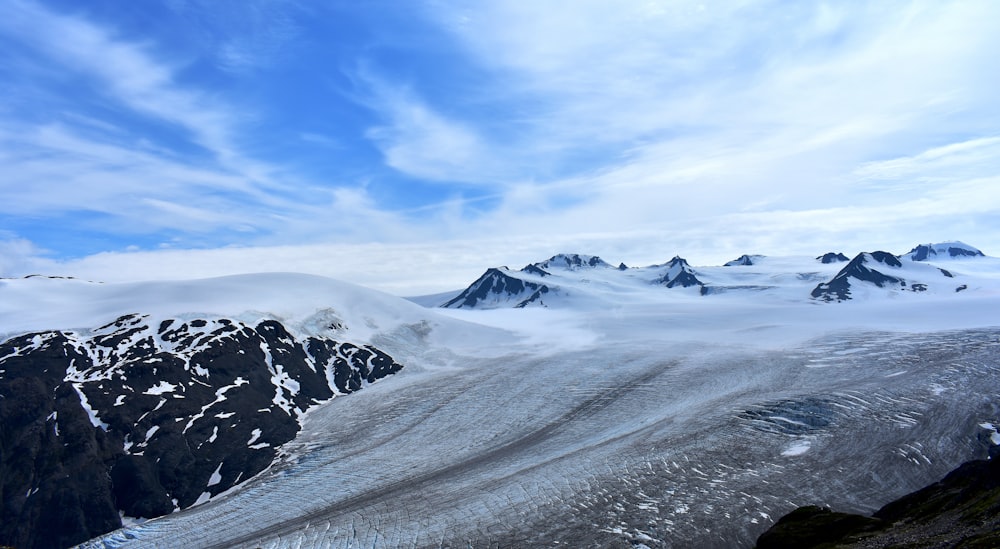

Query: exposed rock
[520,263,551,277]
[905,242,985,261]
[530,253,610,270]
[724,254,763,266]
[811,252,906,302]
[654,256,708,294]
[756,446,1000,548]
[442,268,552,309]
[816,252,850,264]
[755,506,884,548]
[0,315,403,549]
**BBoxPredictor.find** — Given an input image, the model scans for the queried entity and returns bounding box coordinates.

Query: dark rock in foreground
[0,314,403,549]
[756,449,1000,548]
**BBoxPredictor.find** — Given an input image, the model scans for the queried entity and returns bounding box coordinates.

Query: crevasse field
[6,254,996,548]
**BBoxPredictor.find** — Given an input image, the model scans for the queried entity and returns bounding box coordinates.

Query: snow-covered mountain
[530,253,613,271]
[441,267,554,309]
[0,315,401,549]
[903,241,985,261]
[724,254,765,266]
[0,273,488,549]
[438,242,997,309]
[653,256,707,291]
[810,250,968,302]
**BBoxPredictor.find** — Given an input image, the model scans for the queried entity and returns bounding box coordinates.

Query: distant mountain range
[438,242,991,308]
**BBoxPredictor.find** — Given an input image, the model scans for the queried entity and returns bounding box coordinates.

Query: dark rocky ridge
[756,445,1000,548]
[811,251,908,302]
[655,256,708,294]
[817,252,850,264]
[0,314,402,549]
[442,268,552,309]
[532,253,610,270]
[811,250,969,302]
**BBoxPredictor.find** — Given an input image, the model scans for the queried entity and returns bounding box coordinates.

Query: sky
[1,0,999,295]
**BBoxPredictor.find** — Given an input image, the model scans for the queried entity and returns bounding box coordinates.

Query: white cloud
[392,0,1000,256]
[0,237,52,277]
[357,69,508,184]
[426,0,1000,185]
[0,0,281,186]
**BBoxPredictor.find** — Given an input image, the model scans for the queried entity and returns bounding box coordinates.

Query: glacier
[2,248,998,548]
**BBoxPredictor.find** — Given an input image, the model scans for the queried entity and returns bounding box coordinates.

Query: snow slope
[0,273,509,361]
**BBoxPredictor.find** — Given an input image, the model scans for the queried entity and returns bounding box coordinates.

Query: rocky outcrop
[905,242,984,261]
[816,252,850,264]
[0,314,402,549]
[756,446,1000,548]
[531,254,610,270]
[654,256,707,293]
[811,252,907,302]
[442,268,553,309]
[724,254,763,266]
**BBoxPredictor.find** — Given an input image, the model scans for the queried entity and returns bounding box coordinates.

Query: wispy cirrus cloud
[0,0,355,249]
[399,0,1000,241]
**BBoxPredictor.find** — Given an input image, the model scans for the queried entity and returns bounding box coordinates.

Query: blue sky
[2,0,999,293]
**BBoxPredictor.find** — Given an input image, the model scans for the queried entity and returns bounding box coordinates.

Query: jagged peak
[863,251,903,268]
[532,253,611,270]
[654,256,705,291]
[441,268,550,309]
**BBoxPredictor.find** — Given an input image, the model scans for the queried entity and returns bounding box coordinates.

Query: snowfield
[4,249,999,548]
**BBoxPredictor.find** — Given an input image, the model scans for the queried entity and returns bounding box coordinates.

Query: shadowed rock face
[0,314,402,549]
[756,449,1000,548]
[816,252,850,264]
[906,243,985,261]
[811,251,906,302]
[655,256,707,293]
[725,254,763,266]
[532,254,610,270]
[442,268,552,309]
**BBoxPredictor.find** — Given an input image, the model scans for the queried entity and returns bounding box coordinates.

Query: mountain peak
[724,254,764,267]
[533,253,611,270]
[904,242,984,261]
[655,256,707,293]
[442,268,551,309]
